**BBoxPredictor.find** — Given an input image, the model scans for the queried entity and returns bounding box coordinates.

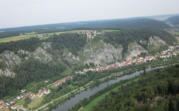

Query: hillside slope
[0,18,169,38]
[0,29,176,98]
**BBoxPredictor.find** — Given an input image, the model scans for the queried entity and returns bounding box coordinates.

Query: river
[52,65,169,111]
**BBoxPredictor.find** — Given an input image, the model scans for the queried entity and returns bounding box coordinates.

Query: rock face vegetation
[0,29,176,98]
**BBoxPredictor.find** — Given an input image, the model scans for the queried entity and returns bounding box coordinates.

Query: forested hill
[166,16,179,26]
[69,18,169,29]
[0,18,169,34]
[0,29,176,98]
[93,65,179,111]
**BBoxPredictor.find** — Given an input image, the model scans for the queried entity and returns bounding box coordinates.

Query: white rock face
[17,50,30,55]
[0,51,21,77]
[41,42,51,50]
[139,40,148,46]
[148,36,166,47]
[33,47,52,63]
[28,42,53,63]
[0,36,170,77]
[84,41,123,66]
[126,42,147,60]
[66,52,80,61]
[0,51,21,68]
[61,49,80,64]
[0,42,53,77]
[0,69,15,77]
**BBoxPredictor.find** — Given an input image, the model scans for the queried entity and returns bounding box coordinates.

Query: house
[136,57,144,63]
[37,91,44,97]
[60,78,66,84]
[20,95,25,99]
[6,103,10,106]
[44,80,49,83]
[16,96,21,100]
[0,100,4,104]
[0,104,5,109]
[116,62,121,67]
[67,76,73,80]
[43,89,51,95]
[87,32,92,39]
[16,95,24,100]
[21,89,26,93]
[173,52,177,56]
[94,30,97,37]
[29,93,36,99]
[11,104,18,110]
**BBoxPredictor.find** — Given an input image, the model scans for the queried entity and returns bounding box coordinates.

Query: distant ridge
[1,13,178,31]
[165,16,179,26]
[0,18,170,32]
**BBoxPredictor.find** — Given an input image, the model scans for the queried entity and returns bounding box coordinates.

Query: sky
[0,0,179,29]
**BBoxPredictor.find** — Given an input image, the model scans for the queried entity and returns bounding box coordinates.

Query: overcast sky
[0,0,179,28]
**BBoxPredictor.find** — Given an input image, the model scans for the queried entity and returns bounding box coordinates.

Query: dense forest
[92,65,179,111]
[0,38,41,53]
[0,33,86,54]
[0,31,21,38]
[47,33,87,55]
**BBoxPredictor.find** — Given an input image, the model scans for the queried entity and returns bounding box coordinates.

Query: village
[0,76,73,111]
[75,45,179,74]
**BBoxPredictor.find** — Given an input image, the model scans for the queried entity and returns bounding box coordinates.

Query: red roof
[11,104,18,109]
[0,104,5,109]
[5,109,10,111]
[0,100,4,103]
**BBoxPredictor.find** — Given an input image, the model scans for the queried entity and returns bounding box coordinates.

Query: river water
[52,66,166,111]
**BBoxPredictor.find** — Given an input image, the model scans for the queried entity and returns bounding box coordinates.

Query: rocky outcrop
[0,51,21,77]
[32,42,52,63]
[0,51,21,68]
[0,36,171,77]
[148,36,166,47]
[33,47,52,63]
[125,42,147,60]
[0,68,15,77]
[83,41,123,66]
[61,49,80,65]
[0,42,53,77]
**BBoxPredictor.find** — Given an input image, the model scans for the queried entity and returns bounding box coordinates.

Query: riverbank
[70,64,179,111]
[83,65,179,111]
[34,56,179,111]
[80,78,140,111]
[52,62,179,111]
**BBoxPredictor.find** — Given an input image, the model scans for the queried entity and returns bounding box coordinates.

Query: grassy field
[167,29,179,36]
[80,77,139,111]
[0,34,36,43]
[28,97,43,109]
[0,30,89,44]
[103,29,120,32]
[0,29,116,44]
[176,37,179,43]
